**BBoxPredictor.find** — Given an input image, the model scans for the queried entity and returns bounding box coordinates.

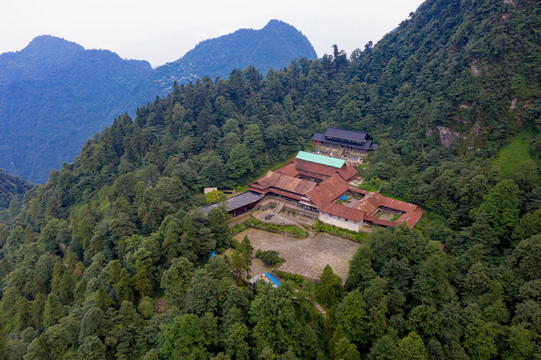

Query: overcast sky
[1,0,426,68]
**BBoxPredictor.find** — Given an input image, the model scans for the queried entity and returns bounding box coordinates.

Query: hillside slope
[0,170,32,211]
[349,0,539,148]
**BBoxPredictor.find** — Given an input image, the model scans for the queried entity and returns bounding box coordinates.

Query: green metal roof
[296,151,345,168]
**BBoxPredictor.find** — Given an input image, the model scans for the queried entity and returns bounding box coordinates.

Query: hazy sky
[1,0,426,68]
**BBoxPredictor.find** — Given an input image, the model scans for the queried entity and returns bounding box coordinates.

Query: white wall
[319,213,362,232]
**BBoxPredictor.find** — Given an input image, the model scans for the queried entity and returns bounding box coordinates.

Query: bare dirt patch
[234,228,360,284]
[154,297,167,313]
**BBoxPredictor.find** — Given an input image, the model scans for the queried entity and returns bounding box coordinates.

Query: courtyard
[233,227,360,284]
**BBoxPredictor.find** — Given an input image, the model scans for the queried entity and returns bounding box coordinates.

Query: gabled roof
[295,159,339,178]
[201,191,264,215]
[320,203,365,222]
[312,132,378,150]
[251,171,316,196]
[337,162,358,181]
[296,151,345,169]
[355,192,424,228]
[306,175,350,207]
[275,162,299,177]
[325,127,367,143]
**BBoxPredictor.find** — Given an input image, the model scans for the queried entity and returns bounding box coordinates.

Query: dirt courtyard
[233,228,360,284]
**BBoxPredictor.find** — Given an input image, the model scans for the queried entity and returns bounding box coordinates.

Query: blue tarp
[340,195,348,201]
[265,272,281,287]
[210,251,216,259]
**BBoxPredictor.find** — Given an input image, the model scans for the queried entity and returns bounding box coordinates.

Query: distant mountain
[0,36,154,183]
[154,20,317,88]
[0,36,85,84]
[0,21,317,183]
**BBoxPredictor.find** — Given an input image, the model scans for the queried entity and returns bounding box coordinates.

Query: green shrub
[231,217,308,238]
[255,249,282,265]
[275,270,304,285]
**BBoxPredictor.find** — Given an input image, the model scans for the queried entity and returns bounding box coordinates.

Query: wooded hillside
[0,0,539,358]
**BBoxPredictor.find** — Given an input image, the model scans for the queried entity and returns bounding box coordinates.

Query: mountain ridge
[0,20,317,183]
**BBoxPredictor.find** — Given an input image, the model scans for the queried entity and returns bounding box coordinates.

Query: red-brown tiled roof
[337,162,358,181]
[250,171,316,196]
[357,194,381,214]
[306,175,350,207]
[402,208,424,228]
[359,194,424,228]
[377,196,419,213]
[320,203,365,222]
[276,162,299,177]
[294,159,359,182]
[364,215,398,227]
[250,162,423,229]
[295,159,338,178]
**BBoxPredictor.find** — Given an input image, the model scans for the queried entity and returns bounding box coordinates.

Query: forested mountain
[0,170,32,211]
[0,36,154,184]
[0,0,539,359]
[153,20,317,89]
[0,21,317,183]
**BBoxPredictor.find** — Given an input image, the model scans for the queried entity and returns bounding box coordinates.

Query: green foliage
[158,313,218,359]
[77,336,106,360]
[230,236,253,280]
[334,289,368,345]
[187,269,219,316]
[312,220,366,242]
[316,265,342,307]
[0,170,33,211]
[492,131,537,180]
[206,190,227,204]
[255,249,282,265]
[161,257,194,308]
[473,179,520,240]
[232,218,308,238]
[138,296,155,319]
[398,332,428,360]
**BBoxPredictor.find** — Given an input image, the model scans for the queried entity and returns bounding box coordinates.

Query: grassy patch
[390,213,402,222]
[231,217,309,238]
[312,220,367,242]
[492,131,532,177]
[358,182,378,192]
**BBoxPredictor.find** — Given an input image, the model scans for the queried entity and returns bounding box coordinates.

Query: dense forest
[0,0,540,358]
[0,20,316,183]
[0,171,32,211]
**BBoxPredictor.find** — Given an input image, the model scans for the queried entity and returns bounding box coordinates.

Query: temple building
[248,151,423,230]
[312,127,379,155]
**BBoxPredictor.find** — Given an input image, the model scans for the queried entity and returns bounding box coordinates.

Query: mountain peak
[24,35,85,55]
[263,19,294,30]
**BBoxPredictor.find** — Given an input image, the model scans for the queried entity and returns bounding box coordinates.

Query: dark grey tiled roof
[201,191,264,215]
[313,132,375,150]
[324,127,367,143]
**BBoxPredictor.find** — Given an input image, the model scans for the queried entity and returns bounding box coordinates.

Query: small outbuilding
[312,127,378,155]
[201,191,264,217]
